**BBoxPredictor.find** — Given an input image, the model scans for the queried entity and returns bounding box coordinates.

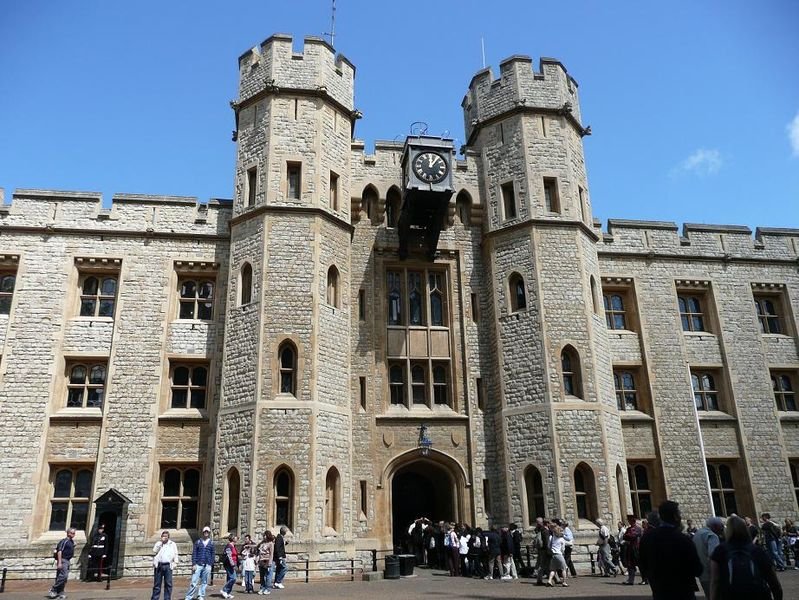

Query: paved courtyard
[2,567,797,600]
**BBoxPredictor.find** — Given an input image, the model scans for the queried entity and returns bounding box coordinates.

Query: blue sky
[1,0,797,229]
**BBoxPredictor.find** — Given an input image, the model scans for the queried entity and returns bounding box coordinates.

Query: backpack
[444,532,451,547]
[726,545,769,599]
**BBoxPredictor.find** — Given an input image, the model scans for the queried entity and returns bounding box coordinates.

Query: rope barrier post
[105,567,110,590]
[305,559,309,584]
[372,549,377,572]
[350,559,355,581]
[1,567,6,593]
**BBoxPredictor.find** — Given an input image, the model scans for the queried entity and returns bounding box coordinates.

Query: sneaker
[57,596,67,600]
[221,593,230,599]
[47,593,57,599]
[501,575,511,580]
[273,583,284,589]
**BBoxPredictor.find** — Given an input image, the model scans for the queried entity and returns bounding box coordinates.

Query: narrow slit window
[501,182,516,219]
[247,167,257,207]
[287,162,302,200]
[359,376,366,410]
[329,171,339,211]
[544,177,560,213]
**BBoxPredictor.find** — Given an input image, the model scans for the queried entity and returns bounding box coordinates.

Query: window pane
[161,501,178,528]
[408,273,423,325]
[574,469,585,492]
[179,301,196,319]
[430,292,443,326]
[192,367,207,386]
[639,493,652,516]
[80,299,97,316]
[0,297,11,314]
[67,388,85,408]
[634,465,649,490]
[719,465,734,489]
[768,317,781,334]
[561,353,572,372]
[576,495,588,519]
[411,366,424,383]
[433,366,446,383]
[98,299,115,317]
[87,387,103,408]
[198,281,213,299]
[101,277,117,296]
[74,470,93,497]
[276,500,289,527]
[180,281,197,298]
[688,297,701,313]
[0,275,15,293]
[515,279,527,309]
[197,302,213,320]
[564,375,574,396]
[190,389,206,409]
[163,469,181,496]
[707,465,719,488]
[786,393,797,412]
[173,366,190,386]
[171,389,187,409]
[183,469,200,496]
[611,295,624,311]
[692,315,705,331]
[711,492,722,516]
[89,365,106,384]
[54,470,73,498]
[276,472,290,496]
[681,315,690,331]
[70,366,86,384]
[390,366,403,383]
[83,277,98,295]
[49,502,68,531]
[70,502,89,530]
[723,492,737,516]
[622,373,635,390]
[280,347,294,369]
[280,373,293,394]
[180,500,198,529]
[613,314,626,329]
[702,374,715,390]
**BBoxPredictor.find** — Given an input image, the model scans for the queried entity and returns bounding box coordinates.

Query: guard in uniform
[87,523,108,581]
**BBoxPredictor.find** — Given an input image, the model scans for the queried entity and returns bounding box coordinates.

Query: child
[242,549,257,594]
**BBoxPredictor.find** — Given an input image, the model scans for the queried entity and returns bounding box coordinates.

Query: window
[0,273,16,314]
[476,377,485,410]
[49,466,93,531]
[561,346,582,398]
[543,177,560,213]
[432,364,448,405]
[590,276,599,315]
[324,467,341,533]
[483,479,492,514]
[691,371,720,411]
[579,186,587,223]
[509,272,526,312]
[614,370,638,411]
[362,186,378,222]
[678,294,708,332]
[411,364,426,404]
[287,162,301,200]
[240,263,253,306]
[707,462,737,517]
[429,272,444,326]
[358,289,366,321]
[387,271,403,325]
[247,167,257,207]
[524,465,545,524]
[79,275,117,318]
[160,466,200,529]
[329,171,339,211]
[359,480,368,518]
[772,372,797,411]
[278,341,297,395]
[754,295,783,334]
[359,376,366,410]
[501,182,516,219]
[386,268,449,327]
[326,265,340,308]
[178,279,214,320]
[604,293,628,330]
[274,467,294,529]
[170,363,208,409]
[470,292,479,323]
[386,187,401,228]
[224,468,240,535]
[627,464,653,517]
[66,362,106,408]
[455,190,471,226]
[790,461,799,508]
[389,364,405,405]
[574,462,597,521]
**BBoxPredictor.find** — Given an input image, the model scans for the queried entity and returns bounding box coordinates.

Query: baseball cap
[202,526,211,533]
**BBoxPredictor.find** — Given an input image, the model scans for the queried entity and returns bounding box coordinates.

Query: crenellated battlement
[237,34,355,111]
[0,188,231,237]
[601,218,799,262]
[462,55,582,141]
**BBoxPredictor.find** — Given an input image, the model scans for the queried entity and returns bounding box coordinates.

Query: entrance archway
[391,459,456,551]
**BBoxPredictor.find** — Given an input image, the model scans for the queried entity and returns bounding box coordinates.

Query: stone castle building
[1,34,798,575]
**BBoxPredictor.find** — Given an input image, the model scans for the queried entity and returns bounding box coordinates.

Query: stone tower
[463,56,629,527]
[215,34,357,550]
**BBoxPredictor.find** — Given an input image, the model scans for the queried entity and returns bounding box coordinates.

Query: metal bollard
[350,559,355,581]
[305,559,309,584]
[1,567,6,593]
[371,549,377,572]
[105,568,110,590]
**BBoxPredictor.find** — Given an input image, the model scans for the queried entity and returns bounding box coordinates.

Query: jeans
[51,559,70,594]
[768,539,786,569]
[222,564,236,594]
[259,562,275,591]
[244,570,255,592]
[503,555,517,577]
[151,564,173,600]
[185,564,211,600]
[564,544,576,577]
[626,564,637,584]
[274,558,287,585]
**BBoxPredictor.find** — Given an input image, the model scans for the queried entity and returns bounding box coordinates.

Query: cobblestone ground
[2,567,798,600]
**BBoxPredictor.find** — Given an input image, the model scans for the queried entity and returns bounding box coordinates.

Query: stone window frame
[65,360,107,409]
[543,176,560,214]
[560,345,583,399]
[508,272,527,313]
[329,170,340,212]
[326,265,341,309]
[613,368,644,412]
[361,184,380,224]
[675,280,716,334]
[523,464,546,527]
[573,461,598,524]
[245,165,258,208]
[691,368,723,412]
[222,466,241,537]
[159,464,202,531]
[286,161,302,201]
[385,186,402,228]
[48,464,94,532]
[771,370,798,412]
[627,463,653,519]
[239,262,253,306]
[277,339,299,397]
[359,480,368,521]
[177,278,215,321]
[168,361,209,410]
[751,283,792,337]
[602,277,638,332]
[499,179,517,221]
[706,462,738,517]
[0,268,18,315]
[273,466,295,531]
[73,257,122,320]
[455,189,473,227]
[173,261,219,322]
[324,466,342,535]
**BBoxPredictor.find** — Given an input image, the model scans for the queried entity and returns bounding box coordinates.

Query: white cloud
[788,111,799,157]
[674,148,723,176]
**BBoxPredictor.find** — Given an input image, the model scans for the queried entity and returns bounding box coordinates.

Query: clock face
[413,152,448,184]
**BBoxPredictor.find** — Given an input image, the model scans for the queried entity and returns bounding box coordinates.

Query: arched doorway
[391,459,456,551]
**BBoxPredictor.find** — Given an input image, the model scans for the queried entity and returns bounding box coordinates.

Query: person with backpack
[221,534,238,599]
[709,515,783,600]
[485,525,502,579]
[595,518,617,576]
[47,528,76,600]
[760,513,786,571]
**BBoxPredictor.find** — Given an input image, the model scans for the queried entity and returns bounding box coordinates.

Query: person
[48,527,76,600]
[151,530,179,600]
[621,515,642,585]
[595,518,616,576]
[784,518,798,569]
[273,526,288,589]
[685,519,698,538]
[562,520,577,577]
[547,525,568,587]
[221,534,238,599]
[760,513,786,571]
[256,531,275,595]
[500,525,517,579]
[485,525,501,579]
[510,523,523,574]
[468,527,484,578]
[458,526,471,576]
[534,518,552,585]
[86,523,108,581]
[242,548,256,594]
[185,526,215,600]
[692,516,723,598]
[746,516,760,542]
[709,515,783,600]
[638,501,702,600]
[446,524,460,576]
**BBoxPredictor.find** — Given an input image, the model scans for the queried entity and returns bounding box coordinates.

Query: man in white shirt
[152,530,179,600]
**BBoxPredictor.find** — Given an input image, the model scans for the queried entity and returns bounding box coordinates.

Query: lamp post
[418,423,433,456]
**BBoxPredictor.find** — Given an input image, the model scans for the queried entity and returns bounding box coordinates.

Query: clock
[412,151,449,184]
